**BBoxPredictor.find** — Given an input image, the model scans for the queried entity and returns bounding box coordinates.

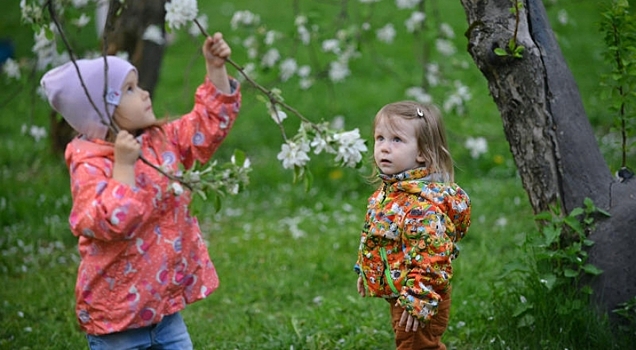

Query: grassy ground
[0,0,627,349]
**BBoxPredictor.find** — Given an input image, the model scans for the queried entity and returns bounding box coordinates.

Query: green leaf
[582,264,603,276]
[563,268,579,278]
[494,48,508,56]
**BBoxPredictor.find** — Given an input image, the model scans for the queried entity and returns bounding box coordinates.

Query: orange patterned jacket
[355,167,471,322]
[64,77,240,335]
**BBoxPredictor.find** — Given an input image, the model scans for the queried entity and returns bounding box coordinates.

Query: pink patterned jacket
[64,77,241,335]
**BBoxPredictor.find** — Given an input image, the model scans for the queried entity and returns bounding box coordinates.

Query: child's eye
[392,137,402,142]
[375,135,384,141]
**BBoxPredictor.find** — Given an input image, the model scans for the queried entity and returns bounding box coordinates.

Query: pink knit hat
[40,56,136,140]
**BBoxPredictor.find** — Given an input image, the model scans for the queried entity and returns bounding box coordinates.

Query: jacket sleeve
[163,77,241,170]
[396,204,455,322]
[444,184,471,244]
[67,157,154,241]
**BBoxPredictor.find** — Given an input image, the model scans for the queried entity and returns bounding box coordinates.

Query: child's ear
[416,152,427,164]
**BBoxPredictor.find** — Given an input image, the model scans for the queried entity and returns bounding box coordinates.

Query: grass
[1,0,633,349]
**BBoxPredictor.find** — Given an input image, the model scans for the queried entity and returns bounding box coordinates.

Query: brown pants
[387,287,452,350]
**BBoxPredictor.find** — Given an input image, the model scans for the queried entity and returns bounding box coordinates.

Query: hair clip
[416,108,424,118]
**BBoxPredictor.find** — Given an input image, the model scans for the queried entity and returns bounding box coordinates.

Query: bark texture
[460,0,636,324]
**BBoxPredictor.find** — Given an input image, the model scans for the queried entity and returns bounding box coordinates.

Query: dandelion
[277,141,311,169]
[376,23,396,44]
[142,25,165,45]
[165,0,198,30]
[2,58,21,80]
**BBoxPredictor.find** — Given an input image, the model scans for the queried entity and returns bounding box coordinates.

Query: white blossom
[333,129,367,167]
[264,30,279,46]
[230,10,260,30]
[426,63,440,87]
[558,9,569,25]
[261,48,280,68]
[71,0,90,7]
[279,58,297,81]
[170,182,184,196]
[396,0,421,9]
[297,25,311,45]
[436,38,456,56]
[270,109,287,124]
[189,14,208,37]
[328,60,350,82]
[294,15,307,26]
[321,39,340,54]
[20,0,44,24]
[310,135,333,154]
[444,81,471,115]
[277,141,311,169]
[165,0,198,30]
[242,36,258,59]
[142,25,165,45]
[376,23,396,44]
[2,58,21,80]
[32,27,58,70]
[72,14,91,28]
[439,23,455,39]
[464,136,488,159]
[405,86,432,104]
[405,11,425,33]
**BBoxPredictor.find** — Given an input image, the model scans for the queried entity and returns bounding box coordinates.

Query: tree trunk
[460,0,636,324]
[103,0,167,97]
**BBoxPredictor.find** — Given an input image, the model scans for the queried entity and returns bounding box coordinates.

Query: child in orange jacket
[355,101,471,350]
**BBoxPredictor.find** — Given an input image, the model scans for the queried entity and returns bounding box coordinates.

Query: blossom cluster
[276,121,368,170]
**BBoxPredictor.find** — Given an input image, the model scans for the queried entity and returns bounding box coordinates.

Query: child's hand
[202,32,231,68]
[114,130,140,166]
[398,305,420,332]
[356,276,366,297]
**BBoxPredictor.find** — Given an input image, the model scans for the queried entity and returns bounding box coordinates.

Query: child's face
[373,116,425,175]
[113,71,156,133]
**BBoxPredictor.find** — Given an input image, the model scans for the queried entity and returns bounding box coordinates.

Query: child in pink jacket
[40,33,240,349]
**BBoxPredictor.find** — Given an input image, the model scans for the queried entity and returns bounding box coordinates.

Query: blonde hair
[372,101,455,182]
